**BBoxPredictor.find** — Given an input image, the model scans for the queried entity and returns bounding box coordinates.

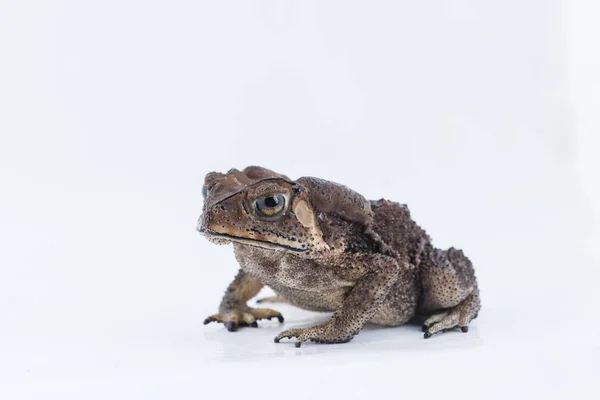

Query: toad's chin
[198,229,308,253]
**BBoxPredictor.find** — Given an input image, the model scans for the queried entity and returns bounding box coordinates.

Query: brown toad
[197,166,480,347]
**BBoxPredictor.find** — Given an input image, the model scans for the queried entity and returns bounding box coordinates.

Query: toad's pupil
[264,196,278,208]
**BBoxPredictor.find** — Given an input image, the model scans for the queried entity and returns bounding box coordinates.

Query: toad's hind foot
[422,289,480,338]
[256,295,287,304]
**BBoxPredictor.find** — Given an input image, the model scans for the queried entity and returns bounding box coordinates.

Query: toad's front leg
[275,255,400,347]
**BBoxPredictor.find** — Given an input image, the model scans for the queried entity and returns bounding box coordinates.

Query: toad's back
[369,199,431,267]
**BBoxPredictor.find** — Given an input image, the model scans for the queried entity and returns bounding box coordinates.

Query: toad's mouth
[198,229,308,253]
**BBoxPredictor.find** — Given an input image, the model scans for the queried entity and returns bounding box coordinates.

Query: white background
[1,1,599,399]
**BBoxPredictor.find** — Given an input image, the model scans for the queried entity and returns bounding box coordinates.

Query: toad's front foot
[274,322,356,347]
[204,307,284,332]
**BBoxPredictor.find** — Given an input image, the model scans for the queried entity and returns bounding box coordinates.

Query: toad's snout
[196,205,222,234]
[196,213,208,233]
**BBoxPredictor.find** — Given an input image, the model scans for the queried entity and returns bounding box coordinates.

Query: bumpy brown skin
[198,166,481,347]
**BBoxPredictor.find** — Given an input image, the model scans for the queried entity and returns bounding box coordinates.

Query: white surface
[1,1,599,399]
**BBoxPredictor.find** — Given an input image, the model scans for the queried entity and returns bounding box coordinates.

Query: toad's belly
[236,246,354,312]
[267,283,349,312]
[250,261,354,312]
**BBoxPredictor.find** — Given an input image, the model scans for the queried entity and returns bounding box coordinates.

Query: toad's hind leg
[419,247,481,338]
[422,289,480,337]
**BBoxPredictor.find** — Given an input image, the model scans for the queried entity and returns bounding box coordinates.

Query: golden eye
[255,194,285,217]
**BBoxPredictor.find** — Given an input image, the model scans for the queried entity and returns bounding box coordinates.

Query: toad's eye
[255,194,285,218]
[202,185,208,198]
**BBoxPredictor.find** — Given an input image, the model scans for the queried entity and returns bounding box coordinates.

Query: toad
[198,166,480,347]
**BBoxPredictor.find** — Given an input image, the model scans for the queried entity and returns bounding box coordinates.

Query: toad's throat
[199,229,308,253]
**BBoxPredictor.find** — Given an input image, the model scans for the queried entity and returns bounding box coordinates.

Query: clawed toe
[267,315,285,323]
[225,321,237,332]
[274,329,307,347]
[274,335,302,345]
[256,295,287,304]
